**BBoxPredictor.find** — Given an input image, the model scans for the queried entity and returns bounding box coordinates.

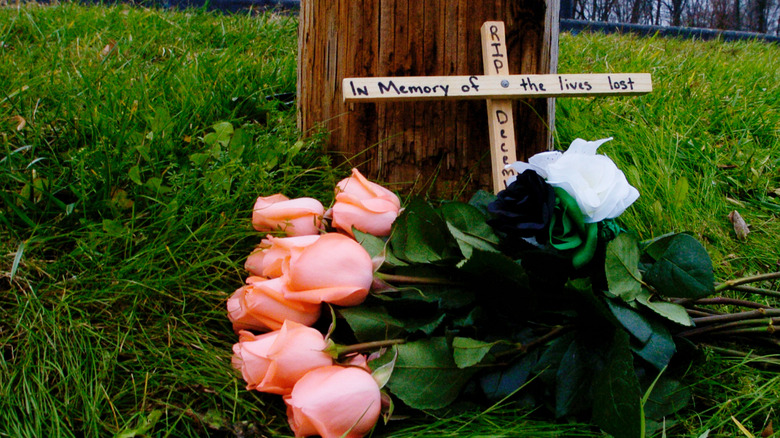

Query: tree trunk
[298,0,560,198]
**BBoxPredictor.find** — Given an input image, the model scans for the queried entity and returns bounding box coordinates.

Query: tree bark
[298,0,560,198]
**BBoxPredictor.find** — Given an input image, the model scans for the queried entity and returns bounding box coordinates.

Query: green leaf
[453,307,484,328]
[115,410,162,438]
[452,337,496,368]
[211,121,234,146]
[467,190,497,216]
[636,290,693,326]
[128,165,143,185]
[672,177,689,208]
[354,229,407,268]
[457,249,528,290]
[189,153,210,167]
[555,339,591,418]
[641,232,679,261]
[390,199,457,264]
[149,107,171,134]
[353,229,386,260]
[534,333,575,385]
[390,285,476,311]
[144,177,172,194]
[401,313,446,336]
[642,375,691,423]
[438,201,499,245]
[632,318,676,370]
[605,233,643,300]
[480,350,538,400]
[592,330,642,438]
[447,223,499,260]
[369,347,398,389]
[135,143,151,162]
[644,234,714,299]
[203,409,228,430]
[387,338,476,410]
[228,127,250,159]
[606,299,653,343]
[102,219,126,236]
[339,306,405,342]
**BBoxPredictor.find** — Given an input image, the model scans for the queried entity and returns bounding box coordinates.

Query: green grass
[1,3,779,437]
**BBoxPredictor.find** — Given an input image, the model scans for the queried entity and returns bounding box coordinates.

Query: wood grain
[298,0,561,197]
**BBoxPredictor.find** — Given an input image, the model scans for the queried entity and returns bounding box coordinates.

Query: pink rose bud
[245,235,321,278]
[232,321,333,395]
[227,277,321,332]
[252,194,324,237]
[284,366,381,438]
[343,353,370,371]
[332,168,401,237]
[284,233,374,307]
[231,330,278,389]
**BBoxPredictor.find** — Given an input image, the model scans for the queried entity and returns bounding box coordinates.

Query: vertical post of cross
[481,21,517,194]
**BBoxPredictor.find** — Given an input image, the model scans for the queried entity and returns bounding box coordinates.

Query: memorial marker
[481,21,518,193]
[343,21,653,193]
[344,73,651,101]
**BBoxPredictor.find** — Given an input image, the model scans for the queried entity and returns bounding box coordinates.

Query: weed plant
[1,4,778,437]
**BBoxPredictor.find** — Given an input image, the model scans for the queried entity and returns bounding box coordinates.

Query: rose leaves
[345,196,712,437]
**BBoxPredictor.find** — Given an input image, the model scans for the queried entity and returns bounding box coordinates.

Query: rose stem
[687,309,716,317]
[689,326,776,336]
[336,339,406,357]
[714,272,780,294]
[677,317,780,338]
[684,305,724,316]
[521,325,573,353]
[375,273,461,286]
[689,297,772,309]
[492,325,574,360]
[722,284,780,299]
[691,308,780,325]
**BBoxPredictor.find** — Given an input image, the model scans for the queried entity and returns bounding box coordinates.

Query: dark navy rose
[487,170,555,239]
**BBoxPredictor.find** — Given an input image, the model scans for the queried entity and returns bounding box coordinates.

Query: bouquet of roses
[226,138,780,438]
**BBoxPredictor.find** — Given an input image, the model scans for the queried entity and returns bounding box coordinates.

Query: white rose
[507,138,639,223]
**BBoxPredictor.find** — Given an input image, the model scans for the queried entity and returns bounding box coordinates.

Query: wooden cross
[342,21,652,194]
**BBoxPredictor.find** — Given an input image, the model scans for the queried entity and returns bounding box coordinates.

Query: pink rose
[284,233,374,306]
[252,194,324,237]
[227,277,321,332]
[232,321,333,395]
[284,366,381,438]
[332,168,401,237]
[245,235,321,278]
[231,330,278,390]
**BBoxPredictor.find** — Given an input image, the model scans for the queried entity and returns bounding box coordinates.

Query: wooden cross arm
[343,73,651,102]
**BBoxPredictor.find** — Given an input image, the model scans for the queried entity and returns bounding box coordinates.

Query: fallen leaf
[728,210,749,240]
[100,39,117,58]
[11,115,26,131]
[761,420,773,438]
[111,188,135,210]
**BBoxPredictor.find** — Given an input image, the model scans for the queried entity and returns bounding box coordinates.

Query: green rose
[548,188,598,269]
